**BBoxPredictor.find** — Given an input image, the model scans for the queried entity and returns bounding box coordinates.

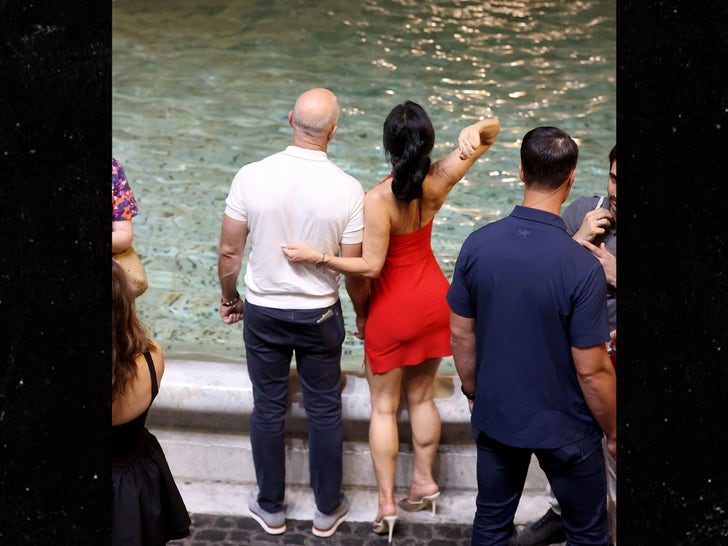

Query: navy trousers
[243,299,345,515]
[471,427,607,546]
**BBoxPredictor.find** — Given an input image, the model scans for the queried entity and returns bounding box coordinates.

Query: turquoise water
[112,0,615,369]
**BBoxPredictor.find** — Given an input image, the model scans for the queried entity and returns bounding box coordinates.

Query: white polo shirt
[224,146,364,309]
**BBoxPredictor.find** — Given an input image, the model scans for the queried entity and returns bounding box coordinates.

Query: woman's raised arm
[426,117,500,200]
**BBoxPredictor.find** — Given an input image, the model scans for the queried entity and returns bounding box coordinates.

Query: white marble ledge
[152,359,472,425]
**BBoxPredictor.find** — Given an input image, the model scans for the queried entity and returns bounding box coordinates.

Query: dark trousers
[471,427,607,546]
[243,299,345,515]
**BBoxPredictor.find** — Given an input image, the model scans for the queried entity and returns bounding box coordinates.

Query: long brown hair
[112,260,153,401]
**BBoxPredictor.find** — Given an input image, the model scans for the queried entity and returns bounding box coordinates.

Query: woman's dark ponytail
[383,101,435,202]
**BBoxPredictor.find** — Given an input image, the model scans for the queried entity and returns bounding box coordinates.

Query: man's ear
[566,168,576,189]
[328,123,338,142]
[562,168,576,201]
[518,164,524,182]
[288,111,294,127]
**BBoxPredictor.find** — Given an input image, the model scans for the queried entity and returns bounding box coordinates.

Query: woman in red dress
[284,102,499,542]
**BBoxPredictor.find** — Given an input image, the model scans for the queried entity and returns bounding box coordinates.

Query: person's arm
[112,219,134,254]
[572,344,617,459]
[450,311,477,412]
[340,242,370,339]
[217,214,247,324]
[283,190,391,278]
[425,117,500,203]
[581,240,616,289]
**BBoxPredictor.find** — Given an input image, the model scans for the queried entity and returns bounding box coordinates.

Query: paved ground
[168,513,563,546]
[169,513,473,545]
[166,479,565,545]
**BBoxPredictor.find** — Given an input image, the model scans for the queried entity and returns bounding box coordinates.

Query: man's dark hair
[520,126,578,190]
[608,144,617,169]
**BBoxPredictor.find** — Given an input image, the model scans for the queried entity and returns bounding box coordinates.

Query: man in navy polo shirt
[447,126,616,546]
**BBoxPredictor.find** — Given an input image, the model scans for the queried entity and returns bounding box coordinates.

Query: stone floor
[163,474,560,545]
[169,512,472,545]
[167,513,567,546]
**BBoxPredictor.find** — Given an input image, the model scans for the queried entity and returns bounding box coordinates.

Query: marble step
[167,479,552,526]
[147,359,474,443]
[152,427,550,525]
[152,427,548,492]
[147,359,551,525]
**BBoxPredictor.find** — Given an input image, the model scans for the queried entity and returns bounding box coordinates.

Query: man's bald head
[289,88,339,143]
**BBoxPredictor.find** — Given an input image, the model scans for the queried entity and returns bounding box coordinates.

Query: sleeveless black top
[112,352,158,461]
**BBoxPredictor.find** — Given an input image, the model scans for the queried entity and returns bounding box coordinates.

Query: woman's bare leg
[402,358,441,500]
[366,365,403,520]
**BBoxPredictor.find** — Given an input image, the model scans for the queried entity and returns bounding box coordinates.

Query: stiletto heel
[398,491,440,514]
[384,515,397,542]
[372,515,398,543]
[428,493,438,515]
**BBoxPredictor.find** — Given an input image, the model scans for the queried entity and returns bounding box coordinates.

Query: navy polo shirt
[447,205,609,449]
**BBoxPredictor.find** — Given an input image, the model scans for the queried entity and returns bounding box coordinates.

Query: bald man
[218,88,368,537]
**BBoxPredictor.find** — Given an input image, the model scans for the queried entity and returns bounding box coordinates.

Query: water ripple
[114,0,615,364]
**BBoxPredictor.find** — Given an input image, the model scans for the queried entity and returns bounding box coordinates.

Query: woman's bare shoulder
[366,178,391,198]
[365,183,393,211]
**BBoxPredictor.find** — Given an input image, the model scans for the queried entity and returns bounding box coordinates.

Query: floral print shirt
[112,158,139,221]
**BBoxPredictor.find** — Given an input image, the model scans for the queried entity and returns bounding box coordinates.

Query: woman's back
[112,340,164,427]
[369,176,444,238]
[112,342,164,461]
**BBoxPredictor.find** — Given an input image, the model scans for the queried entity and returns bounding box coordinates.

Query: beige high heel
[372,515,398,543]
[397,491,440,515]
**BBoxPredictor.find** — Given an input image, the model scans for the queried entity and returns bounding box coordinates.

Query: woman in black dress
[112,260,190,545]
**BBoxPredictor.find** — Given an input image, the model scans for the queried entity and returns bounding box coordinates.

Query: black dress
[112,352,191,545]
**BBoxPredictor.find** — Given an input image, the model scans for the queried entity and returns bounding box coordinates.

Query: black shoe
[510,508,565,546]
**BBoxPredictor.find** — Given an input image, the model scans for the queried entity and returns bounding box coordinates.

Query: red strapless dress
[365,218,452,373]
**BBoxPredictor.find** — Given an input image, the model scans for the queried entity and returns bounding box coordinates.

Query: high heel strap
[372,519,387,534]
[398,490,440,514]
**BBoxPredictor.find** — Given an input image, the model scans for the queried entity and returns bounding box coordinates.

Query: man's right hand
[219,300,244,324]
[581,240,616,287]
[573,208,614,243]
[354,315,367,340]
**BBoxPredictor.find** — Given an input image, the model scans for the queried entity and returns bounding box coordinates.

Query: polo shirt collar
[510,205,568,232]
[283,145,328,161]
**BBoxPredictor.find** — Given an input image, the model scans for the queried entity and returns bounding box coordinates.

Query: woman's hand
[458,118,500,160]
[282,243,322,264]
[458,126,481,160]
